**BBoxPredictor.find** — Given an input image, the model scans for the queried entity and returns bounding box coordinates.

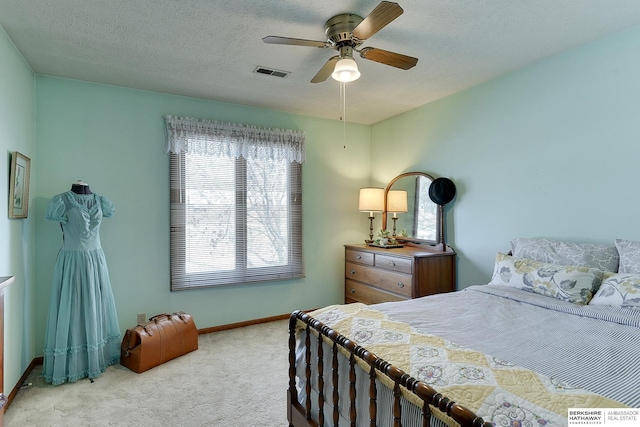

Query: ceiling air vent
[254,66,290,78]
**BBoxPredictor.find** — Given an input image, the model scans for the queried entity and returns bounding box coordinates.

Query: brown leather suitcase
[120,312,198,373]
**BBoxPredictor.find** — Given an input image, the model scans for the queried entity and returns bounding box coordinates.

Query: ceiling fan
[262,1,418,83]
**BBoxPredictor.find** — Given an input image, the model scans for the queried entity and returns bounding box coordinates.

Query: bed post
[332,340,339,427]
[288,311,320,427]
[368,365,377,426]
[305,324,312,419]
[348,352,357,426]
[288,311,299,426]
[317,327,325,426]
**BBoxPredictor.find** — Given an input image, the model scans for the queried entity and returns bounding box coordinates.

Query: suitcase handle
[149,312,190,324]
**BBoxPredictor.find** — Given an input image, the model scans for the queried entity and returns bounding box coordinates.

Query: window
[165,116,305,290]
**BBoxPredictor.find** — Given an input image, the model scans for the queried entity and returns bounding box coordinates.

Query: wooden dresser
[344,244,456,304]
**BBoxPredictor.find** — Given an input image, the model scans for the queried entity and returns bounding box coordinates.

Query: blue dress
[44,191,121,385]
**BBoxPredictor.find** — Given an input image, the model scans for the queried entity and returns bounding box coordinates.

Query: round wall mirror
[382,172,441,245]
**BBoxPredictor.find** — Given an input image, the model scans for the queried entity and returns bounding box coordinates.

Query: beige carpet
[5,320,290,427]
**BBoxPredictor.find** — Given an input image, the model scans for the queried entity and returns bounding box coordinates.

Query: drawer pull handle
[398,282,404,288]
[350,269,356,275]
[389,261,396,266]
[356,255,362,259]
[350,288,356,294]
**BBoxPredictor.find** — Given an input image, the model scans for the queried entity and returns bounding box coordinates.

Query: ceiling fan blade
[359,47,418,70]
[262,35,329,48]
[311,56,339,83]
[352,1,403,41]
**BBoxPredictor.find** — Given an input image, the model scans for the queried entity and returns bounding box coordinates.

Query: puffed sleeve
[46,194,67,223]
[99,195,115,218]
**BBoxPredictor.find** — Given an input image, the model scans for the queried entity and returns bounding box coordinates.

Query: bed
[287,238,640,426]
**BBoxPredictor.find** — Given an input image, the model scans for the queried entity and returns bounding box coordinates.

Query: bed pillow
[511,237,618,272]
[615,239,640,274]
[489,252,604,305]
[589,273,640,310]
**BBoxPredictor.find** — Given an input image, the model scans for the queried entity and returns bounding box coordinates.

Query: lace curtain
[164,115,305,163]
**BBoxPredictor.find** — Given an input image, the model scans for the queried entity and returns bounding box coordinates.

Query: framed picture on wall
[9,151,31,219]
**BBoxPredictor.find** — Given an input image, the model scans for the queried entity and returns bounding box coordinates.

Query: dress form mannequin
[71,180,92,194]
[44,184,120,384]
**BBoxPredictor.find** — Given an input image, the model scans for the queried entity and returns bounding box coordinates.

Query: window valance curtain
[164,115,305,164]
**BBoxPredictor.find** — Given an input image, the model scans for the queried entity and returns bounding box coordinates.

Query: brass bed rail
[288,310,491,427]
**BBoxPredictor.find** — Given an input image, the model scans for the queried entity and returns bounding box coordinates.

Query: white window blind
[165,115,305,291]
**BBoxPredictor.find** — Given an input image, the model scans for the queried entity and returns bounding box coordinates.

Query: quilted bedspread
[306,302,627,426]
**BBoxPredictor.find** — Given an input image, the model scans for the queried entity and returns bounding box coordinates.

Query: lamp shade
[387,190,408,213]
[358,187,384,212]
[332,57,361,82]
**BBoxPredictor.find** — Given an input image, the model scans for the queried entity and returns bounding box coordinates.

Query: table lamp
[358,187,384,243]
[387,189,408,236]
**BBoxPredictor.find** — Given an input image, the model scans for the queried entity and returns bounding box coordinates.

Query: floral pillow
[489,252,604,305]
[511,238,619,272]
[589,273,640,310]
[615,239,640,274]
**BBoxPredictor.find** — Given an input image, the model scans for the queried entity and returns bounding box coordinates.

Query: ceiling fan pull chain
[340,82,347,148]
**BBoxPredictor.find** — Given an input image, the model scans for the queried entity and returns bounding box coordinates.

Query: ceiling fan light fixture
[332,57,361,82]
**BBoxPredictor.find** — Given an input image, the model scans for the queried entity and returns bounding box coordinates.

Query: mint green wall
[372,25,640,289]
[0,28,35,395]
[33,77,371,352]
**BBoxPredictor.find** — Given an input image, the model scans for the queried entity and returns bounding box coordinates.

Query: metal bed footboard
[288,310,491,427]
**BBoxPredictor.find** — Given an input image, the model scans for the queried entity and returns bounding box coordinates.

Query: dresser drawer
[345,279,406,304]
[345,262,412,297]
[345,249,374,265]
[375,254,412,274]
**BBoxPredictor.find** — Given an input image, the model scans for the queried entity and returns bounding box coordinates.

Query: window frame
[169,152,304,291]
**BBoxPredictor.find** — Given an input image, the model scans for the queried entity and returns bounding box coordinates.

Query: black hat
[428,177,456,205]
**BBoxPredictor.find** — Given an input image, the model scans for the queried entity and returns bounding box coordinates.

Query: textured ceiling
[2,1,640,124]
